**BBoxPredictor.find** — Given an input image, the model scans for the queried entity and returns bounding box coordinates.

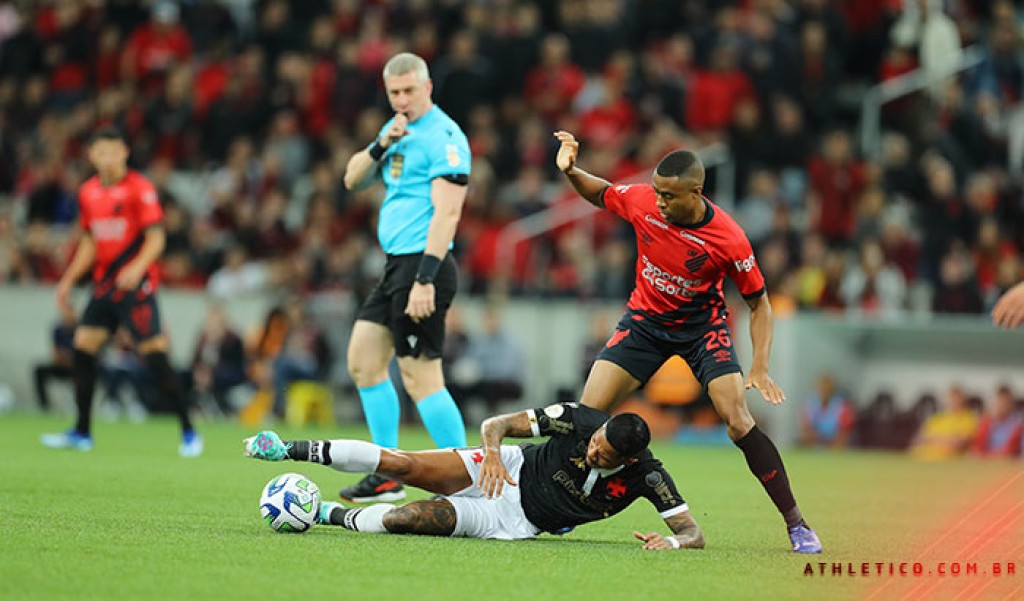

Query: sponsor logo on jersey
[91,217,128,241]
[644,214,669,229]
[640,255,703,298]
[734,253,757,273]
[615,185,632,194]
[680,231,706,245]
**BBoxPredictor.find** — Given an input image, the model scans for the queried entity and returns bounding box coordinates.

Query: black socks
[734,425,803,528]
[143,351,194,434]
[72,349,98,436]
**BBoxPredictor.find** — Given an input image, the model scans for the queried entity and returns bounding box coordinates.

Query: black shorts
[356,253,457,359]
[81,284,163,342]
[596,311,742,388]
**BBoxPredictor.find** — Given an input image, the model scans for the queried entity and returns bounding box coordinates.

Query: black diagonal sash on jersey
[92,231,148,299]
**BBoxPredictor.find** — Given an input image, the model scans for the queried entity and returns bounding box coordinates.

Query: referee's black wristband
[368,140,386,161]
[415,254,443,285]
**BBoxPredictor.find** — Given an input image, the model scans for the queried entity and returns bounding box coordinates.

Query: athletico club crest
[684,251,709,272]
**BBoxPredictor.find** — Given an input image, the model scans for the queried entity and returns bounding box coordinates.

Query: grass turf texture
[1,414,1021,601]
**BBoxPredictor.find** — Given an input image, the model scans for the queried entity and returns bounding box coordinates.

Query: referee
[340,52,471,503]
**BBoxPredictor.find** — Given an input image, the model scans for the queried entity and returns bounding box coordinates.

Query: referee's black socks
[734,425,804,528]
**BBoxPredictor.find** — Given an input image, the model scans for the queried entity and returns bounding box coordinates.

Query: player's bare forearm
[564,166,611,208]
[480,411,535,450]
[424,177,467,259]
[130,227,166,271]
[343,149,378,190]
[60,235,96,285]
[381,500,457,536]
[745,293,774,375]
[665,512,705,549]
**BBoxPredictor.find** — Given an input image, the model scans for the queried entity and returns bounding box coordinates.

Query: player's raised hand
[745,371,786,405]
[553,131,579,173]
[633,531,673,550]
[992,281,1024,329]
[478,449,517,499]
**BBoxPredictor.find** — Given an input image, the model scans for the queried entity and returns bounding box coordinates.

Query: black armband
[439,173,469,186]
[368,140,387,161]
[415,254,443,285]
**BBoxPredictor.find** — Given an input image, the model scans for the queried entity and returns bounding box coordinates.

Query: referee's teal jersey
[374,106,471,255]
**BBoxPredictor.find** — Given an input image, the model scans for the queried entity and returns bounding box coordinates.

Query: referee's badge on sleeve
[446,144,461,167]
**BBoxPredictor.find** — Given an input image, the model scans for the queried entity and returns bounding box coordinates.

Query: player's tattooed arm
[382,500,457,536]
[666,512,705,549]
[480,411,535,448]
[478,412,531,498]
[633,512,705,550]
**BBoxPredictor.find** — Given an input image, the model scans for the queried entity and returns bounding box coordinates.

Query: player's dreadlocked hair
[655,150,702,178]
[605,413,651,458]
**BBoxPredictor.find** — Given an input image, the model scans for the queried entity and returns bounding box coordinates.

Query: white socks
[341,503,395,533]
[326,440,382,473]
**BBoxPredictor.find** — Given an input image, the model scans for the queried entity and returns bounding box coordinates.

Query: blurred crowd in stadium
[2,0,1024,317]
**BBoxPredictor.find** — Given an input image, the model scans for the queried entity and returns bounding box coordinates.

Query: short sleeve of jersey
[640,462,690,518]
[77,189,90,231]
[526,403,604,438]
[724,233,766,299]
[133,178,163,228]
[600,183,640,220]
[426,129,471,179]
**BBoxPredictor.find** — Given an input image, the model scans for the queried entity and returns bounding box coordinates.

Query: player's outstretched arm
[56,234,96,312]
[478,411,535,498]
[743,293,785,405]
[992,281,1024,329]
[554,131,611,208]
[633,512,705,551]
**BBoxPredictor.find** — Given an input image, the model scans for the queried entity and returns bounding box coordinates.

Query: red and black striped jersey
[602,183,765,328]
[78,170,163,290]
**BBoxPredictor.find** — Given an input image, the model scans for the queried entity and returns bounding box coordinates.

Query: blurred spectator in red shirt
[686,41,754,141]
[808,130,868,245]
[524,33,585,125]
[122,1,193,97]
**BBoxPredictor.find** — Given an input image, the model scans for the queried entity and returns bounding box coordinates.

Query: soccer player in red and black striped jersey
[41,128,202,457]
[552,130,821,553]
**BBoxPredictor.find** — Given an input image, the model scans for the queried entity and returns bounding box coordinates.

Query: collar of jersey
[595,464,625,477]
[674,196,715,230]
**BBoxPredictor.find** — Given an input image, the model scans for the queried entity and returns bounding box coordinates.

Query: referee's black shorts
[356,252,458,359]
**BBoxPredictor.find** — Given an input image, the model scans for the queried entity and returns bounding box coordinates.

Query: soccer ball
[259,473,321,533]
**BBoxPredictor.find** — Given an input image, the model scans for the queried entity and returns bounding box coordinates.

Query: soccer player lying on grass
[244,403,704,549]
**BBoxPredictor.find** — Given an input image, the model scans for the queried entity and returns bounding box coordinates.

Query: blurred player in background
[41,128,202,457]
[339,53,471,502]
[553,131,821,553]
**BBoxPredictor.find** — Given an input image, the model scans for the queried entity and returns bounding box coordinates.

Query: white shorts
[446,445,541,540]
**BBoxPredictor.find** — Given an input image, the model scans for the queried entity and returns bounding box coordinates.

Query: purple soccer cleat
[788,523,823,554]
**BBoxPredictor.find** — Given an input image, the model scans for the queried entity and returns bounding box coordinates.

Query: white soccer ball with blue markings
[259,473,321,533]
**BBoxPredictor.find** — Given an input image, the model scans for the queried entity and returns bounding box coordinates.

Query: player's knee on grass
[382,500,457,536]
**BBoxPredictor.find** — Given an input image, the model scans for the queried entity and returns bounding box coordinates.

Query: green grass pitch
[1,414,1021,601]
